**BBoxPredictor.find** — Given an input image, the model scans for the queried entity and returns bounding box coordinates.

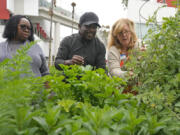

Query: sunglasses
[19,24,31,31]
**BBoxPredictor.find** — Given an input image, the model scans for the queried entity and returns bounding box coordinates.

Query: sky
[48,0,127,27]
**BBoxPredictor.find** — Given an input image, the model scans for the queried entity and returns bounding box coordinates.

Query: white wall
[0,25,6,42]
[24,0,39,16]
[34,36,49,57]
[14,0,24,15]
[127,0,177,39]
[7,0,15,13]
[127,0,177,23]
[7,0,39,16]
[40,19,51,37]
[39,19,52,57]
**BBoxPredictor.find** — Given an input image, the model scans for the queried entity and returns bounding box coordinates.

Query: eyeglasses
[19,24,31,31]
[118,30,130,36]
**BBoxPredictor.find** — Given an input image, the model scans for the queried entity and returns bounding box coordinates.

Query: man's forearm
[54,59,65,70]
[64,60,73,65]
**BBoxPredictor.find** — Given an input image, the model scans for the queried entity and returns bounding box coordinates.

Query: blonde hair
[108,18,137,50]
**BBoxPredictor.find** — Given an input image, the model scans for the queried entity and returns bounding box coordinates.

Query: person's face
[15,18,31,42]
[117,24,131,48]
[79,23,97,41]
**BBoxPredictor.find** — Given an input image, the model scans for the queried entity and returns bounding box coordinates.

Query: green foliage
[43,64,127,108]
[125,11,180,134]
[0,41,42,135]
[0,11,180,134]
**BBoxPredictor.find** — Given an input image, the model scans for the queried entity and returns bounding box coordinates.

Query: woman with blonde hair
[107,18,139,77]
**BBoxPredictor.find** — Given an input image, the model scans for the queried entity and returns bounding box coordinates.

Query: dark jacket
[55,33,106,70]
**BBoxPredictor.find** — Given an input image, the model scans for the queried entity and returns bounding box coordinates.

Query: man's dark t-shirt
[55,33,106,70]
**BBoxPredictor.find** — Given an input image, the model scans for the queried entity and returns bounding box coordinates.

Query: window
[135,23,155,39]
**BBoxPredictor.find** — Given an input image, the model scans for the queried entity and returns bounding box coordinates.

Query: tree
[121,0,129,8]
[97,25,110,46]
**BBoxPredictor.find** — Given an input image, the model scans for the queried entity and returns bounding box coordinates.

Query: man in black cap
[55,12,106,70]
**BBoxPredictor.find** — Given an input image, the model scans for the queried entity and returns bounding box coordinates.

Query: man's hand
[64,55,84,65]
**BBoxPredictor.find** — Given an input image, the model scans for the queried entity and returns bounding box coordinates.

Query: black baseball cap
[79,12,101,27]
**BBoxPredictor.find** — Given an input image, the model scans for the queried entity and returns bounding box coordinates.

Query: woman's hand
[129,71,134,76]
[140,45,146,51]
[126,56,130,61]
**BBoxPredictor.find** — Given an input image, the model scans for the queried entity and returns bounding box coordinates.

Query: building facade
[127,0,178,39]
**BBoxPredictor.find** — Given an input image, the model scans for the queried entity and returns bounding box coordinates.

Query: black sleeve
[39,54,49,76]
[36,44,49,76]
[95,40,106,70]
[55,37,70,70]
